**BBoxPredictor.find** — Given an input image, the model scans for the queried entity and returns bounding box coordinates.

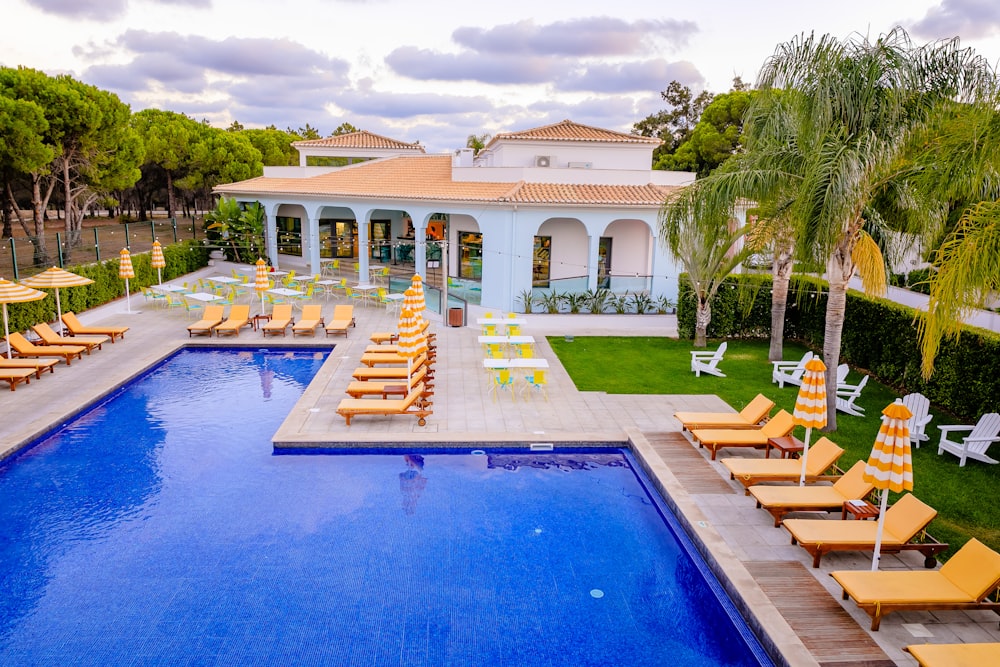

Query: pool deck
[3,260,999,667]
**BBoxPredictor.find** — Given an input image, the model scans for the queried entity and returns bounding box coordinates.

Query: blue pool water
[0,348,772,666]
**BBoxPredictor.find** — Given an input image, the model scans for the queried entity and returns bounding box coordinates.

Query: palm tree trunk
[694,298,711,347]
[822,243,855,432]
[768,240,794,361]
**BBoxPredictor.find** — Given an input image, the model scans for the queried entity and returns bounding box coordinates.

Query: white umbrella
[254,258,269,314]
[863,400,914,570]
[0,278,47,359]
[151,240,166,285]
[792,357,828,485]
[396,307,427,391]
[20,267,94,335]
[118,248,135,313]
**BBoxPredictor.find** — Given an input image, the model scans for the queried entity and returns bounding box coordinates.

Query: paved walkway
[4,260,998,667]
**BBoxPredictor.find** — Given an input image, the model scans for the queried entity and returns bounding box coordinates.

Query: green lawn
[548,336,1000,558]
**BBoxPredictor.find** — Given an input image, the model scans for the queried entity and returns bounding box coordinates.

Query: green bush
[677,272,1000,421]
[5,240,209,334]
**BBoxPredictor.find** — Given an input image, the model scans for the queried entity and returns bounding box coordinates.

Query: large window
[459,232,482,279]
[370,220,391,263]
[598,237,612,289]
[533,236,551,287]
[275,216,301,256]
[319,219,356,259]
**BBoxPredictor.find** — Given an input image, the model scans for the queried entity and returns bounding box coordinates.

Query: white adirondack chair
[901,393,933,446]
[690,341,727,377]
[771,351,814,388]
[835,371,868,416]
[938,412,1000,466]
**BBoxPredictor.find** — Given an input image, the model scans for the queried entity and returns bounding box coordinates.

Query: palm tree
[662,29,995,430]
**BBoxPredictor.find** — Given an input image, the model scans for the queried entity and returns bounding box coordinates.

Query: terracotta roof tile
[218,155,678,207]
[292,130,424,151]
[488,119,660,146]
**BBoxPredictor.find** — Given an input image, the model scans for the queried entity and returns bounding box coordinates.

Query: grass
[548,335,1000,558]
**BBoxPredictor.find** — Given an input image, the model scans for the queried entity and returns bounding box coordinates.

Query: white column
[263,201,281,269]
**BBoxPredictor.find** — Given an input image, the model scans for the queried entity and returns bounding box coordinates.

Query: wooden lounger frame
[62,312,128,342]
[793,528,948,569]
[336,382,433,426]
[6,332,85,366]
[0,368,35,391]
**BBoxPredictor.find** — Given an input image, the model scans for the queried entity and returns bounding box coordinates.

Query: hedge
[678,273,1000,421]
[5,240,210,334]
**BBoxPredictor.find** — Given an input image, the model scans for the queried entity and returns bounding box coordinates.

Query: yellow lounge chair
[676,394,775,431]
[783,493,946,567]
[336,382,432,426]
[0,367,35,391]
[32,322,108,354]
[261,304,294,337]
[324,305,355,337]
[748,460,874,526]
[344,367,432,399]
[61,312,128,342]
[831,538,1000,630]
[351,353,432,381]
[187,305,226,337]
[906,642,1000,667]
[292,304,324,336]
[369,331,398,344]
[214,305,251,337]
[0,357,59,378]
[721,437,844,493]
[691,410,795,460]
[6,332,86,366]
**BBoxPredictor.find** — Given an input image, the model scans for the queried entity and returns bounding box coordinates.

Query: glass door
[598,237,612,289]
[532,236,551,287]
[459,232,482,279]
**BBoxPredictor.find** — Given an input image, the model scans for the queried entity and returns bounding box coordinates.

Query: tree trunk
[768,240,795,361]
[166,170,176,219]
[694,298,711,347]
[30,174,49,265]
[822,240,856,432]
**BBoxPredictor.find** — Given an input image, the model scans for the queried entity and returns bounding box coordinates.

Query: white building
[214,120,696,312]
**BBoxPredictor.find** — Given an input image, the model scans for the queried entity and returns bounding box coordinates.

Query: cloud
[452,17,697,57]
[386,46,558,84]
[26,0,209,21]
[909,0,1000,40]
[334,89,494,119]
[556,59,704,93]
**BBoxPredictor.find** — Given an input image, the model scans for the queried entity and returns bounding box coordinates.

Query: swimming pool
[0,348,773,666]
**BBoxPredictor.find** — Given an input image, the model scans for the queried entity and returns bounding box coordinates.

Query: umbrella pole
[125,278,131,313]
[798,427,813,486]
[55,289,63,335]
[871,490,890,570]
[3,303,11,359]
[157,268,162,285]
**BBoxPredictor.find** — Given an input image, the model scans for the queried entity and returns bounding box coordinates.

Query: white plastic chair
[938,413,1000,466]
[690,341,727,377]
[835,372,868,416]
[901,393,933,446]
[771,351,813,388]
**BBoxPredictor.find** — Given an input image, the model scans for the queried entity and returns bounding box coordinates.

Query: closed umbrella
[396,307,427,391]
[119,248,135,313]
[409,274,426,320]
[254,258,269,313]
[0,278,47,359]
[793,357,828,485]
[151,240,166,285]
[863,400,914,570]
[20,267,94,335]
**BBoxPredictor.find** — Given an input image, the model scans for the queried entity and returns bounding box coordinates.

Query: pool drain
[471,449,486,456]
[590,589,604,599]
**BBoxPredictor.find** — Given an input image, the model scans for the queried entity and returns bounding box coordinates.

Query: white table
[476,317,526,326]
[268,287,304,297]
[483,358,549,369]
[186,292,224,302]
[206,276,239,285]
[353,283,379,306]
[477,336,535,345]
[269,270,289,277]
[152,284,187,293]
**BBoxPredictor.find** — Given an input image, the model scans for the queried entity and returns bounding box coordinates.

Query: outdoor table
[842,499,880,520]
[269,270,288,277]
[384,292,404,313]
[206,276,239,285]
[765,435,804,459]
[476,317,526,326]
[186,292,224,302]
[152,284,187,293]
[250,313,271,332]
[483,358,549,369]
[267,287,304,297]
[477,335,535,345]
[354,283,379,306]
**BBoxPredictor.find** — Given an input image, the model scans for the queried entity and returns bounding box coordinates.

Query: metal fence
[1,218,201,280]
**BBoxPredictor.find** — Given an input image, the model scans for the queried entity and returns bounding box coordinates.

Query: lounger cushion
[939,538,1000,599]
[723,437,843,479]
[676,394,775,430]
[907,642,1000,667]
[832,571,976,604]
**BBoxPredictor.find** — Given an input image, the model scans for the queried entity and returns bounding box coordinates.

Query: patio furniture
[6,332,86,365]
[721,436,844,493]
[771,351,814,388]
[747,461,874,526]
[187,305,226,337]
[324,305,355,337]
[292,304,323,336]
[675,393,775,431]
[344,366,432,399]
[783,493,945,568]
[835,372,868,416]
[31,322,107,354]
[830,537,1000,630]
[61,312,128,341]
[901,392,933,446]
[214,305,251,337]
[336,381,432,426]
[937,412,1000,466]
[0,367,35,391]
[690,409,795,460]
[261,304,294,337]
[690,341,727,377]
[905,642,1000,667]
[0,357,59,378]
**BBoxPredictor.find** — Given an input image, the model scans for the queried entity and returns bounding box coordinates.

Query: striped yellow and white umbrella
[396,307,427,390]
[254,258,269,313]
[409,274,426,319]
[150,240,166,285]
[21,267,94,335]
[118,248,135,313]
[402,287,422,323]
[793,357,828,485]
[0,278,47,359]
[863,400,914,570]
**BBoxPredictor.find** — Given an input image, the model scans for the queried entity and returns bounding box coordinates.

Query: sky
[4,0,1000,153]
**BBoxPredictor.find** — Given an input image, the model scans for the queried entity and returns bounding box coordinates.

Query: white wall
[538,218,588,282]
